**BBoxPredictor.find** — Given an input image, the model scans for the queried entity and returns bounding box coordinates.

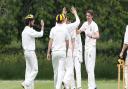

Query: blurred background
[0,0,128,80]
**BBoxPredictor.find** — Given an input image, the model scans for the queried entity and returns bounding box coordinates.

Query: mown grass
[0,80,121,89]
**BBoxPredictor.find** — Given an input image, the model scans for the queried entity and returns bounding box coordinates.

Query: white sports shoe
[21,82,25,89]
[21,82,29,89]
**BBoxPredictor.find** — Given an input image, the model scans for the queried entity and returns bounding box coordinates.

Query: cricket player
[77,10,100,89]
[61,7,80,89]
[119,25,128,89]
[21,14,44,89]
[47,14,69,89]
[63,30,76,89]
[72,30,83,89]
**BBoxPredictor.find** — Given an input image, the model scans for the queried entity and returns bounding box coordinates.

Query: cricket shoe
[21,82,25,89]
[21,82,29,89]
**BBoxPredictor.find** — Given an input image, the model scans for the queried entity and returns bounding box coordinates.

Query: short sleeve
[49,28,54,39]
[93,23,98,32]
[124,25,128,44]
[79,22,87,32]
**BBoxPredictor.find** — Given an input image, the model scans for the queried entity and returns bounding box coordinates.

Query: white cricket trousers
[52,51,66,89]
[63,49,75,89]
[23,51,38,89]
[85,46,96,89]
[73,55,82,88]
[125,55,128,89]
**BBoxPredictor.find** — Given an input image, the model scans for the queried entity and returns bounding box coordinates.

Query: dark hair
[25,18,34,26]
[86,10,94,16]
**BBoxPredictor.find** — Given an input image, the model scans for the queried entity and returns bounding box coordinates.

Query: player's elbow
[95,32,100,39]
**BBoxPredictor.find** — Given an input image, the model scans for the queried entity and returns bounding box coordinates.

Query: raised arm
[66,7,80,32]
[62,7,67,15]
[29,20,44,37]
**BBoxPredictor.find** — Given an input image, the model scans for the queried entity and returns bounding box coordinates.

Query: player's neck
[88,20,93,24]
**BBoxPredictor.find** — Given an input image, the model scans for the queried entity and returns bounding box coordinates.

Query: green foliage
[0,0,19,47]
[0,41,120,79]
[0,0,128,45]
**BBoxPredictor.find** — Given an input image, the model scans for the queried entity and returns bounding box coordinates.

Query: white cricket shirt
[49,24,69,52]
[124,25,128,44]
[22,26,43,51]
[66,14,80,49]
[124,25,128,58]
[80,21,98,47]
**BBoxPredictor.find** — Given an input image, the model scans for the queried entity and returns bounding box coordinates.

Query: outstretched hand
[41,19,44,27]
[71,6,77,15]
[62,7,67,15]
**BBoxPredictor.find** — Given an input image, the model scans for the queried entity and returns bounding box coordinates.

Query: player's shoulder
[23,26,33,33]
[51,25,57,30]
[92,21,98,26]
[83,21,88,25]
[24,26,30,30]
[50,26,56,33]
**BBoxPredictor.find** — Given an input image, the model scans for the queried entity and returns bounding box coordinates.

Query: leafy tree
[0,0,128,45]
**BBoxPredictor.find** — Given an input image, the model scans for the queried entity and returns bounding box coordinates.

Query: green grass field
[0,80,123,89]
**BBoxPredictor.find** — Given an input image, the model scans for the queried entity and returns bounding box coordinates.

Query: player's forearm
[91,32,100,39]
[40,26,44,37]
[47,40,52,54]
[92,34,99,39]
[41,26,44,31]
[47,47,51,55]
[47,46,51,55]
[40,30,44,37]
[40,19,44,37]
[121,44,128,54]
[74,14,80,25]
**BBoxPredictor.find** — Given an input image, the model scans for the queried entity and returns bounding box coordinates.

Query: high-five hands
[71,6,77,15]
[62,7,67,15]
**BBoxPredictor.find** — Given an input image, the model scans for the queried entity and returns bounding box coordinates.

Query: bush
[0,40,121,79]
